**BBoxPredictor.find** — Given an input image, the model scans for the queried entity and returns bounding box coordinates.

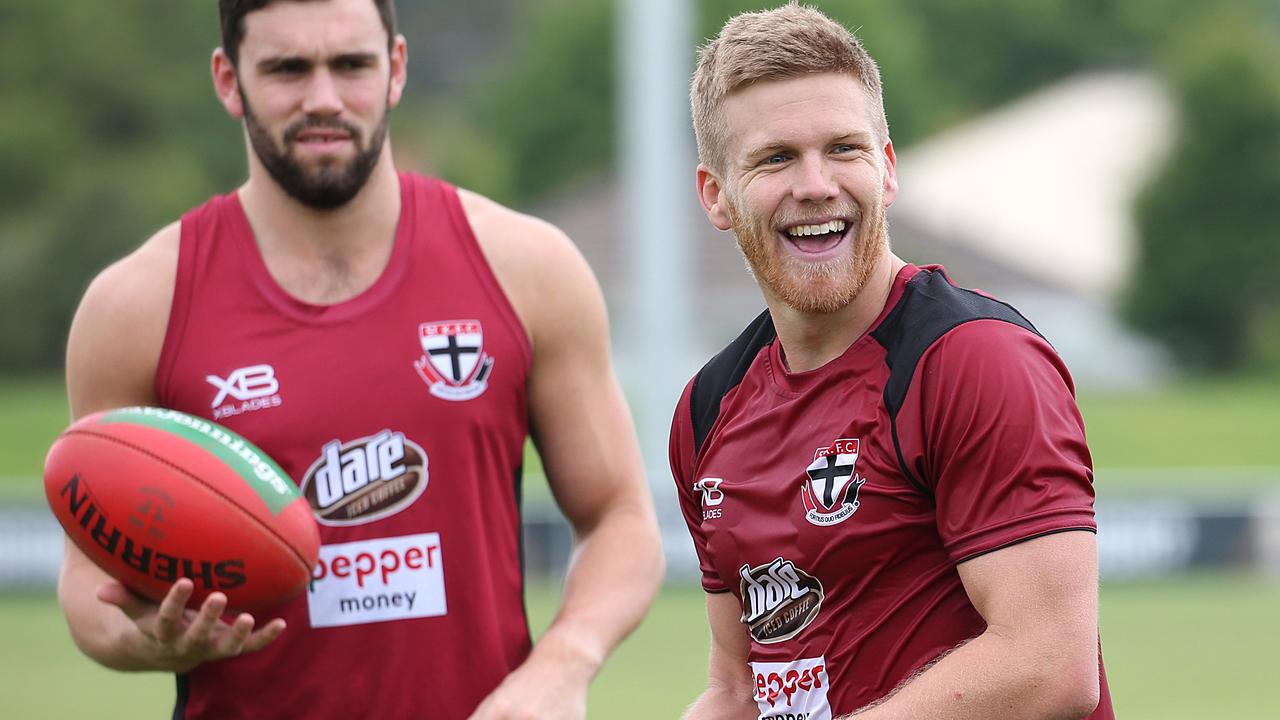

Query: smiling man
[670,4,1114,719]
[55,1,662,718]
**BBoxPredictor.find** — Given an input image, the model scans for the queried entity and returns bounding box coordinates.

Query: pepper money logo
[752,656,831,719]
[739,557,824,644]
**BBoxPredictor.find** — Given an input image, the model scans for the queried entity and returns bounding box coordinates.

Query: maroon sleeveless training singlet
[157,173,533,719]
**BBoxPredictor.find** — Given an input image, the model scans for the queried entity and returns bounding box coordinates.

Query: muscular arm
[59,224,284,672]
[846,531,1101,720]
[683,592,758,719]
[463,191,664,717]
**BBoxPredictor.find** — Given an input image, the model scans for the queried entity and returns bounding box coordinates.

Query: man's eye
[763,154,788,165]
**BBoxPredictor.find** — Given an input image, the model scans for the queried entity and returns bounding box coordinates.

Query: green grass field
[3,574,1278,719]
[6,374,1279,500]
[1079,376,1280,496]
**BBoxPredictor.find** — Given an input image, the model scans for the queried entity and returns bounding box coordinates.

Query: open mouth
[779,218,851,255]
[291,128,355,152]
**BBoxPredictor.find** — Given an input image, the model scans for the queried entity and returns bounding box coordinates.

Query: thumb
[96,580,152,618]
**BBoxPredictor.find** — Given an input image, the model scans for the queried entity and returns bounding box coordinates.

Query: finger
[216,613,256,657]
[153,579,196,644]
[240,618,287,655]
[181,592,228,653]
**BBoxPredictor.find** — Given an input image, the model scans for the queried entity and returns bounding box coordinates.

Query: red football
[44,406,320,611]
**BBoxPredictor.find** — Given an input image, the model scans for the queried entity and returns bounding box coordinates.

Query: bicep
[957,530,1099,657]
[462,192,645,528]
[705,591,752,687]
[58,228,176,646]
[66,227,177,419]
[523,234,645,528]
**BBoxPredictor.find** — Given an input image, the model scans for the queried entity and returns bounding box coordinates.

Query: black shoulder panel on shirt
[691,310,776,456]
[870,268,1043,494]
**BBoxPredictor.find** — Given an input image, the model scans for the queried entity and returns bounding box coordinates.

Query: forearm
[682,685,757,720]
[844,628,1099,720]
[535,502,663,675]
[58,553,163,671]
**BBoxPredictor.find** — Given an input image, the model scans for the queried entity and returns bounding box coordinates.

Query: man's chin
[773,283,857,315]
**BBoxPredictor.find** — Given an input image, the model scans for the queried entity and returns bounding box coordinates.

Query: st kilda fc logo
[414,320,494,401]
[801,438,867,527]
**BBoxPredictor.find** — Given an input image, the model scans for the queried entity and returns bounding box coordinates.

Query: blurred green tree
[436,0,616,205]
[3,0,1278,374]
[1124,1,1280,371]
[0,1,237,369]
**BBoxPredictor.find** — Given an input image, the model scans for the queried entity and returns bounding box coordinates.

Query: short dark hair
[219,0,398,64]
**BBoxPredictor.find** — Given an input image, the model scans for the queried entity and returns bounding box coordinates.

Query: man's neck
[766,252,906,374]
[237,147,402,304]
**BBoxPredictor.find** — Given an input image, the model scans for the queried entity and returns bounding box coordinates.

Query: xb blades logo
[694,477,725,520]
[801,438,866,527]
[694,478,724,506]
[207,364,282,419]
[207,364,278,407]
[414,320,494,401]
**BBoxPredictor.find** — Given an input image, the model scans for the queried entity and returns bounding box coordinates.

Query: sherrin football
[44,406,320,611]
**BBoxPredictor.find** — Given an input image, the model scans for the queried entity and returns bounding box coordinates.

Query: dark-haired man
[671,4,1113,719]
[57,1,662,717]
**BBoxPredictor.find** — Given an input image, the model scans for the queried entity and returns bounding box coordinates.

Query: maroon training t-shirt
[670,265,1114,718]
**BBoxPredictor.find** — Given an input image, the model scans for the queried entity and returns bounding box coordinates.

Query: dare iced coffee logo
[739,557,824,644]
[300,430,428,526]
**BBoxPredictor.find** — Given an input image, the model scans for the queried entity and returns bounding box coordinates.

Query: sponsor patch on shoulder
[752,656,832,720]
[307,533,446,628]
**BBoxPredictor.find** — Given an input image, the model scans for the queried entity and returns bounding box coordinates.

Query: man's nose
[791,156,839,203]
[301,69,343,115]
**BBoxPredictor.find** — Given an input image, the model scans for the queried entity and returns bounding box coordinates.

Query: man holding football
[56,1,663,717]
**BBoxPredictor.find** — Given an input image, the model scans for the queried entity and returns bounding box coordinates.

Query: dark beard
[242,93,388,210]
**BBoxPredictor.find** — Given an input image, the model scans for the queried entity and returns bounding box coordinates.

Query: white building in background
[889,70,1176,389]
[538,70,1178,390]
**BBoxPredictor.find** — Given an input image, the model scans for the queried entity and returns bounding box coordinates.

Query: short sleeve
[903,319,1097,563]
[669,378,728,592]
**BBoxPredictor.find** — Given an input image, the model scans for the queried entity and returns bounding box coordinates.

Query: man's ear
[387,35,408,108]
[211,48,244,119]
[881,139,898,208]
[697,165,734,231]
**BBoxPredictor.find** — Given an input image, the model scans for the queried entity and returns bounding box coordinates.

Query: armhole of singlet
[154,213,198,405]
[437,182,534,372]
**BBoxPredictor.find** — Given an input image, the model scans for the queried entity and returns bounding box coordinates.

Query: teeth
[786,220,846,237]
